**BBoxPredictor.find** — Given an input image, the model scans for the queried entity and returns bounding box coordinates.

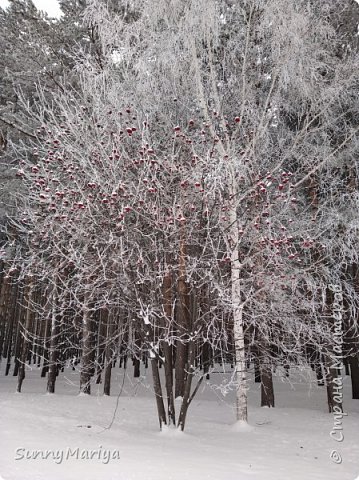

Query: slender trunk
[202,342,211,380]
[41,312,52,377]
[36,311,45,368]
[349,355,359,399]
[103,311,115,396]
[151,358,167,429]
[80,302,92,394]
[175,232,189,398]
[177,286,198,431]
[5,283,18,375]
[89,312,96,378]
[162,269,176,424]
[103,360,112,395]
[201,287,211,380]
[28,290,39,365]
[0,274,11,359]
[96,310,107,384]
[343,358,350,376]
[12,291,23,377]
[47,293,60,394]
[17,282,33,393]
[229,186,248,423]
[133,357,141,377]
[315,354,324,386]
[177,339,196,431]
[254,355,261,383]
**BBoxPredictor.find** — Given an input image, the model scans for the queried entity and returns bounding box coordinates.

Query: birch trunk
[229,183,248,424]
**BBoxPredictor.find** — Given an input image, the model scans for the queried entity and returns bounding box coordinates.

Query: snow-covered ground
[0,364,358,480]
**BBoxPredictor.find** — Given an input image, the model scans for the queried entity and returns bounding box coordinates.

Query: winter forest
[0,0,359,479]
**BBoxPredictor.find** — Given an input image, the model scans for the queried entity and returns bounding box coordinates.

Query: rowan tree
[2,0,359,430]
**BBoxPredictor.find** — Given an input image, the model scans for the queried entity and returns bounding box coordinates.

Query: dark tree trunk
[349,355,359,399]
[0,274,11,359]
[47,305,60,394]
[202,341,211,380]
[177,289,198,431]
[41,313,52,377]
[151,358,167,429]
[17,283,33,393]
[175,236,190,398]
[177,339,196,431]
[95,310,107,385]
[162,269,176,424]
[133,357,141,378]
[33,292,44,367]
[103,312,115,396]
[175,343,186,397]
[103,356,112,396]
[260,358,275,407]
[5,283,18,375]
[80,304,92,395]
[315,360,324,386]
[254,356,261,383]
[162,342,175,424]
[343,358,350,376]
[12,303,23,377]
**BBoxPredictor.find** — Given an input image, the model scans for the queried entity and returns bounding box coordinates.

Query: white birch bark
[228,180,248,423]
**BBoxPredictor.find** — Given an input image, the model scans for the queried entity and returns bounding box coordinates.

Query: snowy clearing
[1,365,358,480]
